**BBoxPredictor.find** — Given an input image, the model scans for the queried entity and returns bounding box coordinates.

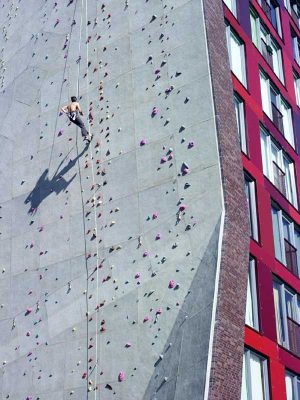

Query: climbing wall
[0,0,224,399]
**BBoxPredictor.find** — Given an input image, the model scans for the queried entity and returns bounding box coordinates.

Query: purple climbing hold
[155,233,161,240]
[169,280,176,289]
[188,141,195,148]
[179,204,187,212]
[152,212,158,219]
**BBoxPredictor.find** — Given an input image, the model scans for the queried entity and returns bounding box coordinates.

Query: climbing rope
[48,0,79,170]
[84,0,102,395]
[74,0,102,395]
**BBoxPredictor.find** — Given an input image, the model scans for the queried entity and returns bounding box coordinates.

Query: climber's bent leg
[69,112,89,138]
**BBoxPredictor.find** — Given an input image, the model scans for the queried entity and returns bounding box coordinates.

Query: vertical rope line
[84,0,101,396]
[48,0,79,170]
[74,0,90,397]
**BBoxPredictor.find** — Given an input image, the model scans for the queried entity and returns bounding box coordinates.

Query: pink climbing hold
[143,250,149,257]
[155,69,160,74]
[188,141,195,148]
[26,331,31,337]
[143,316,150,323]
[155,233,161,240]
[125,342,132,348]
[152,212,158,219]
[168,153,174,160]
[179,204,187,212]
[57,129,64,136]
[26,397,33,400]
[152,107,159,116]
[135,272,141,279]
[169,280,176,289]
[182,168,190,175]
[25,308,32,315]
[160,156,167,163]
[140,138,147,146]
[118,371,126,382]
[156,308,163,315]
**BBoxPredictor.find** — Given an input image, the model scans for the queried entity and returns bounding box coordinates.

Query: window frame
[260,128,298,207]
[273,278,300,352]
[244,173,259,241]
[293,69,300,107]
[242,347,270,400]
[234,91,248,154]
[271,204,300,273]
[250,8,284,83]
[245,257,260,331]
[226,23,247,88]
[259,71,295,147]
[257,0,282,37]
[286,370,300,400]
[223,0,237,17]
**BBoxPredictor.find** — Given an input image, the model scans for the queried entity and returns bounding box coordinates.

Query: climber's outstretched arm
[61,105,69,114]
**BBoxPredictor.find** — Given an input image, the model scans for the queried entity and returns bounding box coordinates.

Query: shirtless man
[61,96,92,142]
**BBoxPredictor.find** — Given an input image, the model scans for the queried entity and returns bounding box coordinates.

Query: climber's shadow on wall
[24,142,89,215]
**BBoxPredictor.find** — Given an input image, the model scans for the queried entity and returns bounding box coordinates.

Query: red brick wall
[202,0,251,398]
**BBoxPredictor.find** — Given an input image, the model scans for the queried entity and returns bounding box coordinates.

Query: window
[244,174,259,241]
[286,370,300,400]
[284,0,300,27]
[226,24,247,87]
[292,28,300,65]
[259,70,295,146]
[234,92,247,153]
[250,9,284,82]
[245,258,259,330]
[241,348,270,400]
[260,128,298,206]
[223,0,237,17]
[271,205,300,275]
[294,69,300,107]
[273,279,300,356]
[257,0,282,36]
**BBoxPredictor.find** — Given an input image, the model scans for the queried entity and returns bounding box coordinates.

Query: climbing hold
[116,371,125,382]
[168,280,176,289]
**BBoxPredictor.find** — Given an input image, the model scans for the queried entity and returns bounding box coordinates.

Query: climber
[61,96,92,142]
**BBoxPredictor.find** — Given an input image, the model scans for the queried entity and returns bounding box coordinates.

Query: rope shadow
[24,141,89,215]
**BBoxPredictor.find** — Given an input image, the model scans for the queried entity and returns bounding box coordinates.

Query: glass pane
[283,157,293,203]
[241,353,248,400]
[250,353,265,400]
[230,32,244,83]
[246,272,254,327]
[273,281,286,344]
[283,218,291,242]
[285,289,294,319]
[260,73,271,117]
[271,41,281,80]
[272,207,283,261]
[280,98,294,146]
[261,132,270,177]
[285,373,294,400]
[223,0,236,15]
[251,13,259,47]
[294,229,300,274]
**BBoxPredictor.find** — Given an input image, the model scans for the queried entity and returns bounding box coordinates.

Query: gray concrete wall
[0,0,224,399]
